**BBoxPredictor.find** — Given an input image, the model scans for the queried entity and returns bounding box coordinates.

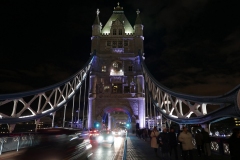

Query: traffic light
[94,122,100,128]
[96,123,99,127]
[126,123,130,128]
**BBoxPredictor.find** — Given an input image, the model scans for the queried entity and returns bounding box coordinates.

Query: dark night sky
[1,0,240,96]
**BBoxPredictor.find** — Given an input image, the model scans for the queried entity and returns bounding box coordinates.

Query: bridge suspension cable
[82,77,87,129]
[78,86,82,127]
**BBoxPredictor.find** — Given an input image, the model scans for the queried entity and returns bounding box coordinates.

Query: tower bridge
[0,3,240,134]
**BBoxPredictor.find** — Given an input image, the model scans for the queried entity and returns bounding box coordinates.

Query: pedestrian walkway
[126,133,231,160]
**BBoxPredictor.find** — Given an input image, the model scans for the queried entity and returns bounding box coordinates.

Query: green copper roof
[101,3,134,34]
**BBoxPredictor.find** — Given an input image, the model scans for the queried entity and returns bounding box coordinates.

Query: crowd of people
[136,126,240,160]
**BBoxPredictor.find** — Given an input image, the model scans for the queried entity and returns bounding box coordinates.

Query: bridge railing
[192,136,230,155]
[0,55,95,124]
[210,137,230,155]
[139,53,240,124]
[0,134,40,155]
[0,129,90,155]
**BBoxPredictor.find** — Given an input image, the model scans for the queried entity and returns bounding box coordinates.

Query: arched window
[110,61,123,76]
[113,62,118,70]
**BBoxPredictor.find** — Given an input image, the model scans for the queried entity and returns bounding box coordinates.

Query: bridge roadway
[0,133,232,160]
[0,135,125,160]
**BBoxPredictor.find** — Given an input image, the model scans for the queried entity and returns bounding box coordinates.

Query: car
[112,129,127,137]
[119,129,127,136]
[89,129,100,140]
[96,130,114,146]
[112,129,121,136]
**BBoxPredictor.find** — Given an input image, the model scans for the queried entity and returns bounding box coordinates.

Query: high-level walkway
[126,133,230,160]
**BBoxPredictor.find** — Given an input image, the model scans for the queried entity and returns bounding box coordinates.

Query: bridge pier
[138,98,145,128]
[87,98,95,129]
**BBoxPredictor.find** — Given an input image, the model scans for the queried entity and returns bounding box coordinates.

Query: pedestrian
[150,126,160,157]
[201,128,211,157]
[178,126,194,160]
[195,130,203,157]
[143,128,148,141]
[169,128,178,160]
[228,128,240,160]
[177,129,183,157]
[159,128,170,160]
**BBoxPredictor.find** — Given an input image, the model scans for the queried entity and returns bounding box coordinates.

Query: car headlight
[107,136,113,141]
[97,136,103,142]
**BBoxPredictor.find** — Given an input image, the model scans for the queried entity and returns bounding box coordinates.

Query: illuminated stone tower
[88,3,145,130]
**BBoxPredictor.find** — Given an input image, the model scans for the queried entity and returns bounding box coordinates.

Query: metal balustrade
[0,130,90,156]
[223,143,230,155]
[210,141,219,152]
[0,134,40,155]
[191,137,230,155]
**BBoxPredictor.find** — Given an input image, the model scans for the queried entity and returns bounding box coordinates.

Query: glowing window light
[125,29,133,34]
[102,66,106,72]
[110,69,124,76]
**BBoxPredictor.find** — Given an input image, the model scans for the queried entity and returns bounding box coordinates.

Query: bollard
[16,137,20,152]
[0,138,3,155]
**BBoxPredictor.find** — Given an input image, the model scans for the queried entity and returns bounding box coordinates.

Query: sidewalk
[126,133,231,160]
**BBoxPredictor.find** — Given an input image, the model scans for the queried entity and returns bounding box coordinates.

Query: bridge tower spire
[91,9,102,53]
[134,9,144,54]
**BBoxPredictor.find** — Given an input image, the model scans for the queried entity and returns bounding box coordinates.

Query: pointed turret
[93,9,101,25]
[134,9,144,54]
[134,9,143,36]
[91,9,102,53]
[135,9,142,25]
[92,9,102,36]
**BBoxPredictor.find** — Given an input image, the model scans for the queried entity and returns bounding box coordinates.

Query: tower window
[118,41,123,48]
[128,66,133,71]
[113,29,117,35]
[102,66,106,72]
[107,41,111,46]
[124,40,128,46]
[124,86,130,93]
[113,62,118,68]
[119,29,122,35]
[112,41,117,48]
[112,84,122,93]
